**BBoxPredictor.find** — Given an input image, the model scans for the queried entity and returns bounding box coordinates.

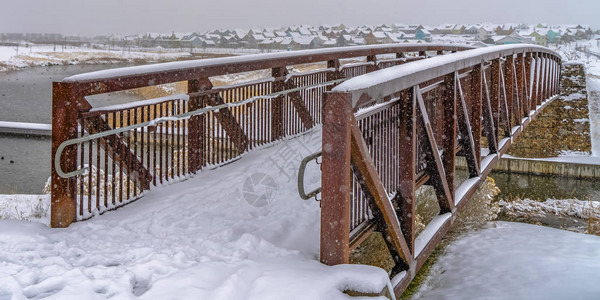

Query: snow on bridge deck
[0,127,393,299]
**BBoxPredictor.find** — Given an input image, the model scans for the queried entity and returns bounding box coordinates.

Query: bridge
[50,43,561,296]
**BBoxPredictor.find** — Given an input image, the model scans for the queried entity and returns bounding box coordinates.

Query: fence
[51,43,472,227]
[321,44,561,295]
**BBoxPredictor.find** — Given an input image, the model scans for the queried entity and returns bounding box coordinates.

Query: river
[0,64,140,194]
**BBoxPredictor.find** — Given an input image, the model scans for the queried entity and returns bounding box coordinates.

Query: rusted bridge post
[188,77,212,172]
[51,82,79,228]
[397,88,417,253]
[320,92,353,265]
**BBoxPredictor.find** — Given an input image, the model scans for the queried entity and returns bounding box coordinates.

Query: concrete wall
[457,156,600,179]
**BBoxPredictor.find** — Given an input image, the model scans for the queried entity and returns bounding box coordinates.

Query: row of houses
[3,23,592,51]
[115,23,591,50]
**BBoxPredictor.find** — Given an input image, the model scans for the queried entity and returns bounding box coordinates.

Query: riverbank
[0,45,194,72]
[411,221,600,299]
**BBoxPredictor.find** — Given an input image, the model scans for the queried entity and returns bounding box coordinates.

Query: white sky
[1,0,599,35]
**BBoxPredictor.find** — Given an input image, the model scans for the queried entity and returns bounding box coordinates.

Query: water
[0,64,141,194]
[490,171,600,201]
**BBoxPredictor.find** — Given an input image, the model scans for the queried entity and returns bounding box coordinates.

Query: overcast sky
[2,0,599,35]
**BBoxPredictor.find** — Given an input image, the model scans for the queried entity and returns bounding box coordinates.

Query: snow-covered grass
[0,128,393,300]
[498,198,600,234]
[412,221,600,299]
[0,45,191,72]
[0,194,49,223]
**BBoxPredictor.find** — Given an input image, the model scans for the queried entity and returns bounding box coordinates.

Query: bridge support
[319,46,562,297]
[51,82,80,228]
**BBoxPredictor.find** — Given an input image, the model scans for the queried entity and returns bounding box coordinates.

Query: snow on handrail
[331,44,560,108]
[63,43,472,84]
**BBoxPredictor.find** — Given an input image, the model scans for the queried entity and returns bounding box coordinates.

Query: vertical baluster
[79,118,85,217]
[88,120,93,213]
[145,106,151,186]
[104,114,108,207]
[95,123,100,211]
[125,109,130,200]
[171,100,175,179]
[110,113,115,206]
[176,99,184,177]
[132,108,138,197]
[158,103,163,184]
[152,104,157,186]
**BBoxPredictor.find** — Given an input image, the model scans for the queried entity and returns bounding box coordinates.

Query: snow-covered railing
[50,43,472,228]
[320,44,561,295]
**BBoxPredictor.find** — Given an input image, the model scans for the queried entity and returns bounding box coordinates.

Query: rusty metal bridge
[50,43,561,296]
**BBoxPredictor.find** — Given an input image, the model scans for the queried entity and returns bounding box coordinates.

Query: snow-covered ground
[0,128,392,300]
[0,45,191,72]
[553,39,600,157]
[412,222,600,299]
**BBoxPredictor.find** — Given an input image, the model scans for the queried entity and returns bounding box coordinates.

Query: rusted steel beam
[284,80,315,130]
[321,92,353,265]
[349,118,413,268]
[541,54,546,101]
[470,64,483,162]
[531,53,540,107]
[505,57,516,128]
[524,53,533,114]
[83,116,152,190]
[547,57,552,97]
[396,88,417,253]
[510,56,521,125]
[456,74,480,177]
[515,54,526,120]
[205,93,249,153]
[441,74,457,210]
[416,89,453,214]
[51,82,82,228]
[490,59,501,140]
[482,71,498,153]
[366,55,379,73]
[498,64,511,137]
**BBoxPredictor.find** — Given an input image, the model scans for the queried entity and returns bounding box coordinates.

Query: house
[528,31,548,46]
[336,35,352,47]
[291,36,319,50]
[464,25,479,35]
[383,32,402,44]
[493,32,533,45]
[451,25,466,35]
[477,26,494,41]
[415,29,432,41]
[547,29,561,44]
[365,31,386,44]
[495,25,514,35]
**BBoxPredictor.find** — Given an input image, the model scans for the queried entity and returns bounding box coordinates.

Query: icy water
[490,171,600,201]
[0,64,140,194]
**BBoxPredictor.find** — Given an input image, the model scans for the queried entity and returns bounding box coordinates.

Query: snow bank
[0,128,392,300]
[413,222,600,299]
[0,45,190,72]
